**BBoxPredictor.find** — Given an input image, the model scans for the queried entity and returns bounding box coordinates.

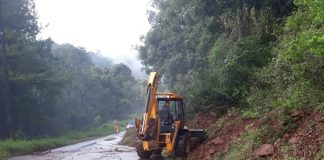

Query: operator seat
[159,109,173,133]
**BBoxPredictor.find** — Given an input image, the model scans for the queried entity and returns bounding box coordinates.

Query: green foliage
[242,109,260,119]
[0,41,144,139]
[315,144,324,160]
[0,0,59,138]
[139,0,322,113]
[0,0,145,139]
[249,0,324,110]
[138,0,295,112]
[0,121,116,158]
[280,145,297,160]
[205,117,224,138]
[42,43,144,135]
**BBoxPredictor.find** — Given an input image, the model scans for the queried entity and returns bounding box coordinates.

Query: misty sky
[34,0,151,77]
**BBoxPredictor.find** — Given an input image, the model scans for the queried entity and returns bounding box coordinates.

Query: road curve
[9,131,139,160]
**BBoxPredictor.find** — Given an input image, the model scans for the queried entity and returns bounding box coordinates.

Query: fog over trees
[0,0,145,139]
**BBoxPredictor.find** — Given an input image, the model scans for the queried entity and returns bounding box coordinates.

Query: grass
[280,144,297,160]
[0,138,70,158]
[315,144,324,160]
[214,126,265,160]
[0,120,129,159]
[205,116,225,138]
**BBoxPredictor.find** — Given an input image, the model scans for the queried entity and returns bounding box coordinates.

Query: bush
[248,0,324,110]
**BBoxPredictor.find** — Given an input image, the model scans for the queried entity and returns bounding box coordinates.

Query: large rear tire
[136,142,152,159]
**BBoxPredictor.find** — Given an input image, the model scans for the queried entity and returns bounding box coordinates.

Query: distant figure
[113,119,120,133]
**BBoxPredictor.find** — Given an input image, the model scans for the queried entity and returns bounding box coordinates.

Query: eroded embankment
[188,109,323,160]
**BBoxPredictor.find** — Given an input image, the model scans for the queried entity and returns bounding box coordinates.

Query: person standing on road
[113,119,120,133]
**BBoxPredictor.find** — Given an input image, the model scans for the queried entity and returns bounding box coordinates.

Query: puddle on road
[80,142,97,148]
[105,137,116,141]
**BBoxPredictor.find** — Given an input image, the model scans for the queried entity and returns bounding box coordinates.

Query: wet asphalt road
[9,131,139,160]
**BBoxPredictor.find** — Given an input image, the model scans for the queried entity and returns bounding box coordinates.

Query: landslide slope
[188,109,323,160]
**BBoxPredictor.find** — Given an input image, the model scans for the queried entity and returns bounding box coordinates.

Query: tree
[138,0,295,111]
[249,0,324,110]
[0,0,41,138]
[0,0,146,139]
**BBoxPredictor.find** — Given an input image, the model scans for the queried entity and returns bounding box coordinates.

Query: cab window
[158,100,184,120]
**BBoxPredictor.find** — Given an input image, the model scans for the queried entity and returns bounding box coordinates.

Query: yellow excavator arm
[138,72,159,149]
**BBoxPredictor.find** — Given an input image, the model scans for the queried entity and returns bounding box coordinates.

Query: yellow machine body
[135,72,205,158]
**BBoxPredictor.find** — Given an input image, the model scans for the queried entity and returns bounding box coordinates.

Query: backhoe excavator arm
[138,72,159,144]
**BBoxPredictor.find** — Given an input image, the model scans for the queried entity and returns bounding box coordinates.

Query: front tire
[136,142,152,159]
[151,149,162,158]
[175,133,191,157]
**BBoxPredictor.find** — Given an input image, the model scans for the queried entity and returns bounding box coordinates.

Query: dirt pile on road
[119,128,138,147]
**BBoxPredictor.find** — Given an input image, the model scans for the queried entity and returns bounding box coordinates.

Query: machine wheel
[136,142,152,159]
[190,137,201,150]
[175,133,191,157]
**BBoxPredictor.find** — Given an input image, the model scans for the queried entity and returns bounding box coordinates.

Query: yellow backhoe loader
[135,72,206,159]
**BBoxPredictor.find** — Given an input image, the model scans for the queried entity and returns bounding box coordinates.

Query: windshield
[158,100,184,120]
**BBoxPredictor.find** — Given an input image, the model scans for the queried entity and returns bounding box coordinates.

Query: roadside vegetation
[0,120,128,158]
[139,0,323,114]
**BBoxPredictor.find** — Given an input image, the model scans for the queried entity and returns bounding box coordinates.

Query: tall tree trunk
[0,0,13,138]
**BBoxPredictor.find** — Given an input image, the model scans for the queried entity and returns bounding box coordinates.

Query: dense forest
[0,0,145,139]
[139,0,323,113]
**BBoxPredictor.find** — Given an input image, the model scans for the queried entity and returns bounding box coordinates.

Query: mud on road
[9,131,139,160]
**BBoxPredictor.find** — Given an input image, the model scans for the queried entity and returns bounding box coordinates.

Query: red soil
[273,112,323,160]
[187,112,219,129]
[188,114,261,160]
[187,110,323,160]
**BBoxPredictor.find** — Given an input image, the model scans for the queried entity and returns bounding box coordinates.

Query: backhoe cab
[135,72,206,159]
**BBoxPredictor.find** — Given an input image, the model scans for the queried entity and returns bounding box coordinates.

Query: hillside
[136,0,324,159]
[188,109,323,159]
